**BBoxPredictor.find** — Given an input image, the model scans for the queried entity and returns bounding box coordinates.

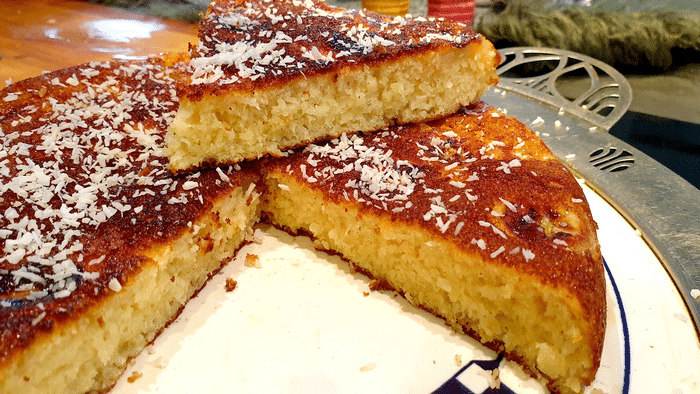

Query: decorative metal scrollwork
[589,147,635,172]
[496,47,633,131]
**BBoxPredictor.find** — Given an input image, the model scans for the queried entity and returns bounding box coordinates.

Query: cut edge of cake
[0,178,261,394]
[260,172,601,394]
[258,105,606,394]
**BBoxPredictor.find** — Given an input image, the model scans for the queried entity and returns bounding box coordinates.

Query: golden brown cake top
[0,56,255,363]
[268,102,604,316]
[181,0,492,100]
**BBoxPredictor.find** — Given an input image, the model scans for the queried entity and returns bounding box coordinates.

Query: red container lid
[428,0,476,25]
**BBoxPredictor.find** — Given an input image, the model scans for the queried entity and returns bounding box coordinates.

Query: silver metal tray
[486,47,700,335]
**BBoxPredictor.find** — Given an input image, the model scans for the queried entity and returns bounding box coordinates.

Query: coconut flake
[109,278,122,292]
[490,246,505,258]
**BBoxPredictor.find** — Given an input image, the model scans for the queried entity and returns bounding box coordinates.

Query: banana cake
[261,102,606,394]
[0,55,261,394]
[165,0,500,172]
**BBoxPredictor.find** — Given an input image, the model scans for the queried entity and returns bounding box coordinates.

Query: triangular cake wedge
[165,0,500,172]
[261,103,606,394]
[0,56,261,393]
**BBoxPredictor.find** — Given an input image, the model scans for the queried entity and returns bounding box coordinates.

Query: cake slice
[0,56,261,394]
[165,0,500,172]
[261,102,606,394]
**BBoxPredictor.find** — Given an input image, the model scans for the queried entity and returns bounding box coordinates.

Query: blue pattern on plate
[433,258,631,394]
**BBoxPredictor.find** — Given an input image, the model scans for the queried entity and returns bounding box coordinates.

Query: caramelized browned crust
[0,56,256,366]
[263,102,606,386]
[180,0,499,100]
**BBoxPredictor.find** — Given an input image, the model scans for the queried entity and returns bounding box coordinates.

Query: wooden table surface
[0,0,198,86]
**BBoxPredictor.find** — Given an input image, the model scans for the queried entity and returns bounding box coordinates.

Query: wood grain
[0,0,198,86]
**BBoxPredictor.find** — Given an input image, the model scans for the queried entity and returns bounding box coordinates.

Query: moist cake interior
[165,0,500,172]
[260,103,606,394]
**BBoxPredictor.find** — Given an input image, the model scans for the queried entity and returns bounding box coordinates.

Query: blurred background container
[361,0,409,17]
[428,0,476,25]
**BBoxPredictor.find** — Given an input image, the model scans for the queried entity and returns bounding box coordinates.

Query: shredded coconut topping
[1,59,239,305]
[278,106,574,266]
[186,0,480,87]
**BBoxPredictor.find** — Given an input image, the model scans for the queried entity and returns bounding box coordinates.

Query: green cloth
[474,2,700,72]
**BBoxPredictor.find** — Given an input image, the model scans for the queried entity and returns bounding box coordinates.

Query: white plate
[111,182,700,394]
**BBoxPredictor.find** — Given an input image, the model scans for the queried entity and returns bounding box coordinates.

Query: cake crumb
[490,368,501,389]
[363,292,370,297]
[245,253,261,268]
[674,312,688,323]
[127,371,143,383]
[359,362,376,372]
[369,278,392,291]
[152,356,167,369]
[454,354,462,366]
[251,229,264,244]
[225,278,238,292]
